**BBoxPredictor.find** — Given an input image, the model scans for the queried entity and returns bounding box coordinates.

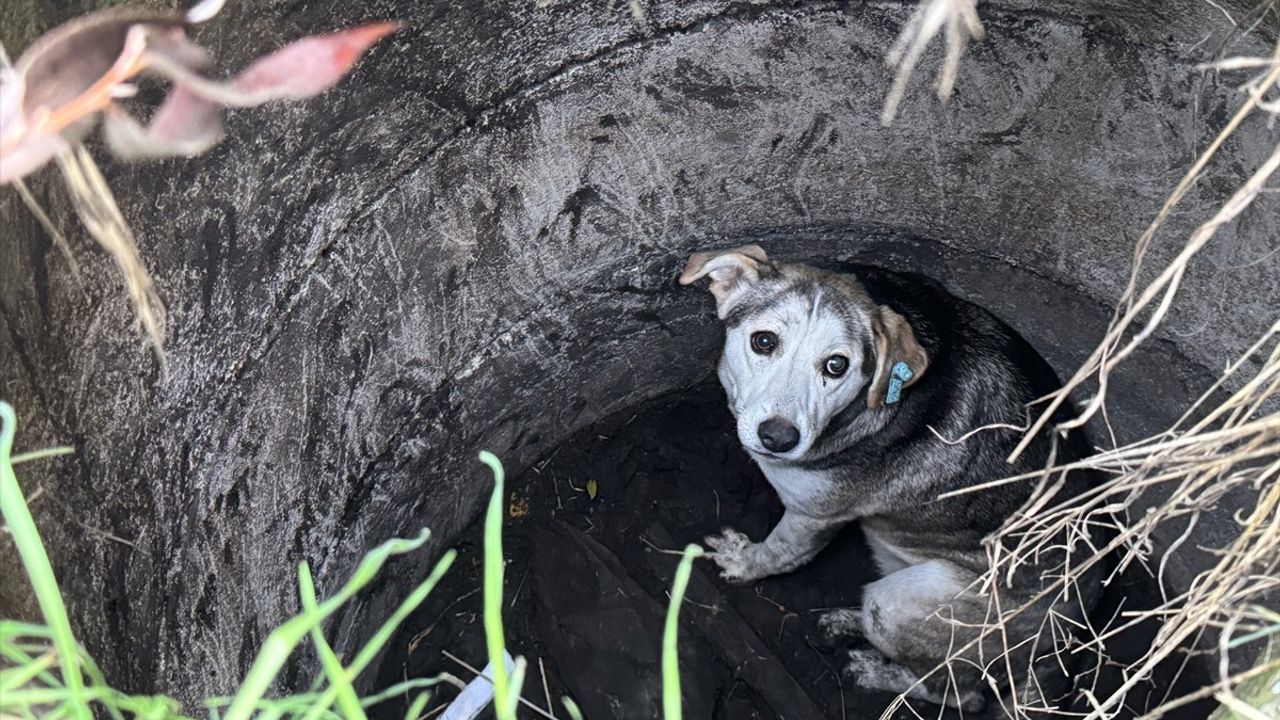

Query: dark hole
[375,384,1216,720]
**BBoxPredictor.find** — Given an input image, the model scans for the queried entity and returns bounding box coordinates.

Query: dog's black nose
[757,417,800,453]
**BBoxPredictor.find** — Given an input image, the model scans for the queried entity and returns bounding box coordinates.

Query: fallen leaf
[509,493,529,519]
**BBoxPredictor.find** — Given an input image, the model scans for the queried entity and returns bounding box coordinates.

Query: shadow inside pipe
[374,381,1217,720]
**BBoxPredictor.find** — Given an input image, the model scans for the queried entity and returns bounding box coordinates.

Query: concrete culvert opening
[1,0,1276,718]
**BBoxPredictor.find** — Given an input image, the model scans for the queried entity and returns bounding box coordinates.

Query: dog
[679,244,1104,714]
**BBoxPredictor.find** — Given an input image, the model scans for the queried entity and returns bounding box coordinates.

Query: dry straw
[53,145,169,363]
[877,1,1280,717]
[1,33,166,363]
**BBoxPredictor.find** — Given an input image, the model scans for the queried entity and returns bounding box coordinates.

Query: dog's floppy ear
[678,244,769,318]
[867,306,928,409]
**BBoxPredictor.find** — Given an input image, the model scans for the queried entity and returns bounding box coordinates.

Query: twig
[538,658,558,720]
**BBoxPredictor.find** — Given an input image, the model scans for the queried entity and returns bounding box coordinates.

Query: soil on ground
[375,383,1215,720]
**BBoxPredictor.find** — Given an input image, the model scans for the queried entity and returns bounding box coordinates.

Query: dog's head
[680,245,928,461]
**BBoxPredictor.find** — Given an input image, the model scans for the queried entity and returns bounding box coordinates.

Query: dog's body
[680,246,1103,713]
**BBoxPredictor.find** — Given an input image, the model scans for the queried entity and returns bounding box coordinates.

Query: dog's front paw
[703,528,764,584]
[818,607,863,640]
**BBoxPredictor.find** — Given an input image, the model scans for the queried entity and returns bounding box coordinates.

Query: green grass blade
[499,657,527,719]
[402,691,431,720]
[206,693,339,720]
[1226,623,1280,649]
[222,528,431,720]
[1,686,111,705]
[0,620,56,639]
[254,704,287,720]
[662,544,704,720]
[297,562,367,720]
[478,451,514,720]
[561,696,585,720]
[73,641,127,720]
[344,549,457,678]
[1,650,57,692]
[299,549,457,720]
[359,677,450,708]
[0,622,127,720]
[1227,606,1280,649]
[0,639,62,690]
[0,402,90,720]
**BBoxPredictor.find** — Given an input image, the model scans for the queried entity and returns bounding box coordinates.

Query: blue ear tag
[885,361,914,405]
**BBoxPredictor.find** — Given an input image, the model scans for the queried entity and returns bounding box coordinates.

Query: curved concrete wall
[1,0,1275,701]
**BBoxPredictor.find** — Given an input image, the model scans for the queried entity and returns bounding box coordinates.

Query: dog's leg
[819,524,914,639]
[818,607,864,639]
[857,559,988,713]
[704,511,842,583]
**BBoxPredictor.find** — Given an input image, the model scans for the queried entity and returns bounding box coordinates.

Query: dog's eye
[823,355,849,378]
[750,331,778,355]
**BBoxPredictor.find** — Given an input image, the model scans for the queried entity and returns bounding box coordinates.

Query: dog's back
[843,263,1109,706]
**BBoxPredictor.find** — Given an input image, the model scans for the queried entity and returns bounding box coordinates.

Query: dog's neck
[799,396,896,464]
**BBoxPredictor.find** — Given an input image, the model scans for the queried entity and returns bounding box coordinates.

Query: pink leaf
[102,86,224,160]
[14,10,180,122]
[229,21,399,104]
[146,85,224,152]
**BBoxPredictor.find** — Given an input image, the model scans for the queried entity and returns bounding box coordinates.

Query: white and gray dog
[680,244,1104,714]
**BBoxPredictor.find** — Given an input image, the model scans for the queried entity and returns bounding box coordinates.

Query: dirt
[375,383,1216,720]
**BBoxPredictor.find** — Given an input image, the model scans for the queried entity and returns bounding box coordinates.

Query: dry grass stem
[1008,37,1280,462]
[880,24,1279,717]
[53,144,166,364]
[875,290,1280,720]
[11,178,83,284]
[881,0,984,126]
